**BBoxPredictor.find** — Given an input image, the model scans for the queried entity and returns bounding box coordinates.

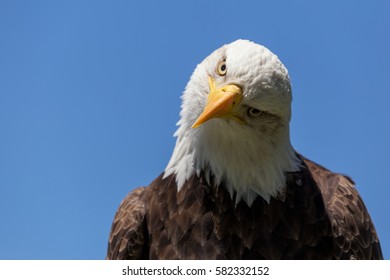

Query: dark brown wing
[106,187,148,259]
[303,157,383,259]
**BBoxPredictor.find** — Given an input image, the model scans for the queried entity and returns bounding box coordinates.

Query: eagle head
[164,40,300,205]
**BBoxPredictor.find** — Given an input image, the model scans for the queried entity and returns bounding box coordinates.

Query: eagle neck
[164,119,301,206]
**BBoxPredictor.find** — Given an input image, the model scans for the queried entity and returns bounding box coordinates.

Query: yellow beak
[192,77,243,128]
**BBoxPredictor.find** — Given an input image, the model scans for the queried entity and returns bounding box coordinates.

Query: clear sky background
[0,0,389,259]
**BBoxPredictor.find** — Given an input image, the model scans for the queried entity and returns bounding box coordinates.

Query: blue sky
[0,0,389,259]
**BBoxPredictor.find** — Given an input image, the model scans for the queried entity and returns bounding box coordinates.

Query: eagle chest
[145,174,332,259]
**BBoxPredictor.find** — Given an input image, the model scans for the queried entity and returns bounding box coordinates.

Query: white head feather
[164,39,301,205]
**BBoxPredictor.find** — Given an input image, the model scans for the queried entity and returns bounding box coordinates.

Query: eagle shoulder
[106,187,148,259]
[302,157,383,259]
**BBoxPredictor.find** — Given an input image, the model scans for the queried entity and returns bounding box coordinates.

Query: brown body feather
[106,155,383,259]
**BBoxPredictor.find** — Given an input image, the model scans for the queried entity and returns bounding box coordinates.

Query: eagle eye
[247,107,262,118]
[216,60,227,76]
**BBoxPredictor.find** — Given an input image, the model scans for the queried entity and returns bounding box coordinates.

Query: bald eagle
[107,40,383,259]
